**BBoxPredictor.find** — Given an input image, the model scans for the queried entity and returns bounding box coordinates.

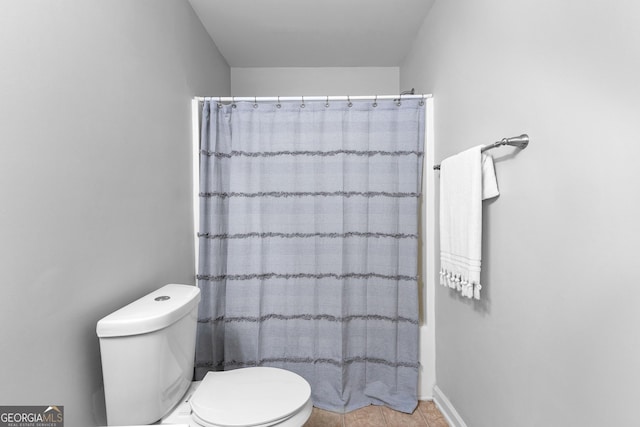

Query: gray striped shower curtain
[195,97,425,413]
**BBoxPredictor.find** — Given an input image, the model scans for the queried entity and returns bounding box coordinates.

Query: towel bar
[433,134,529,170]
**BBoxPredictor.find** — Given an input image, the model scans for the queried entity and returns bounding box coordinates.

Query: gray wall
[0,1,229,426]
[401,0,640,426]
[230,67,400,96]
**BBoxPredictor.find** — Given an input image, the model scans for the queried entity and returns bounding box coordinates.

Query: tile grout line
[378,405,388,426]
[417,403,432,427]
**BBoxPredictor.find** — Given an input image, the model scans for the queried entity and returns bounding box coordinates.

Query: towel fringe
[439,268,481,300]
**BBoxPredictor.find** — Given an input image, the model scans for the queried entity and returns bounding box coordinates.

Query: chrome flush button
[154,296,171,301]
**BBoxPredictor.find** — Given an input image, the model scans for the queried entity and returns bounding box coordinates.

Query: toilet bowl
[161,368,312,427]
[96,284,312,427]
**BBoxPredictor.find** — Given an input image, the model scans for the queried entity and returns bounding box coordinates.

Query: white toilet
[96,284,312,427]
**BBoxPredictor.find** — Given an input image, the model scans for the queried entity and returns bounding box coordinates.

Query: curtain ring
[253,96,258,108]
[325,95,330,108]
[301,95,305,108]
[373,95,378,108]
[396,94,402,107]
[419,94,425,106]
[232,96,237,108]
[276,96,281,109]
[347,95,352,108]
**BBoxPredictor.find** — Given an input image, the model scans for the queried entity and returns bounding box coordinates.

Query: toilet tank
[96,284,201,426]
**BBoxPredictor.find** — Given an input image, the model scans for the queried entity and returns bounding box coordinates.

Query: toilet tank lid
[96,284,201,338]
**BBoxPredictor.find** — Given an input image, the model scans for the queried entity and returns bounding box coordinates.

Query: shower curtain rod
[432,134,530,170]
[195,94,431,103]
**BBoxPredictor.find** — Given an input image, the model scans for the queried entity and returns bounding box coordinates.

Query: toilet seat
[190,367,312,427]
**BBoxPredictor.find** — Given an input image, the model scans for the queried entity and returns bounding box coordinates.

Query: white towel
[439,146,499,299]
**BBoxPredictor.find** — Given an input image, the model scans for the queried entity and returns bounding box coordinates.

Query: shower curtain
[195,97,425,414]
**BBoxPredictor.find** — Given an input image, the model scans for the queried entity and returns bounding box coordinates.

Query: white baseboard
[433,385,468,427]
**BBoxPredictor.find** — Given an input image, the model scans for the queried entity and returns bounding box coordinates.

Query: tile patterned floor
[303,401,449,427]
